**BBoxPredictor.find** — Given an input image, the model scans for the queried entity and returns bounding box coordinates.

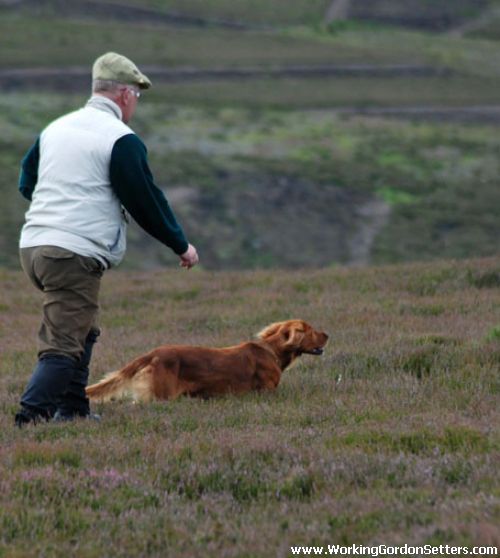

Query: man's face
[120,87,140,124]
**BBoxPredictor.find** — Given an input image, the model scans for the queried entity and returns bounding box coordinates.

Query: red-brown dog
[86,319,328,402]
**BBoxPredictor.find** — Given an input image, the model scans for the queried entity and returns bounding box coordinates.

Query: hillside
[0,258,499,555]
[0,0,499,270]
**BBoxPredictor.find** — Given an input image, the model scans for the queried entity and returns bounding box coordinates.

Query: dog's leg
[150,358,188,400]
[254,363,281,391]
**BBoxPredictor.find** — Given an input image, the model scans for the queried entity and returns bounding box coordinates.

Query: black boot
[15,354,78,427]
[14,405,50,427]
[54,328,101,421]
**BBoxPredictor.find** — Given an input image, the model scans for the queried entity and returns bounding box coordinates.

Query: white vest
[20,96,134,268]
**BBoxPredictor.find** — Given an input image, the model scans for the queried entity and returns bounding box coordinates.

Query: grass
[145,74,500,108]
[4,11,500,77]
[0,14,423,69]
[1,3,500,271]
[1,7,498,552]
[44,0,489,28]
[5,9,500,72]
[2,93,499,270]
[0,257,499,556]
[26,0,333,26]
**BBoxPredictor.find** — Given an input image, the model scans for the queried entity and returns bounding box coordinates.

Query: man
[14,52,199,426]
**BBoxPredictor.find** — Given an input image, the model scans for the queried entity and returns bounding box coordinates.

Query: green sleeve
[19,137,40,201]
[110,134,189,255]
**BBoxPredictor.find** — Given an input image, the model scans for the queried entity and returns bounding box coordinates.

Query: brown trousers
[20,246,104,359]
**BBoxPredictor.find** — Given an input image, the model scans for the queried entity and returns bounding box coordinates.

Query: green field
[1,92,499,270]
[145,75,500,108]
[9,10,500,273]
[34,0,491,28]
[0,15,347,69]
[0,258,499,556]
[1,4,500,273]
[0,14,441,69]
[17,0,333,26]
[3,12,500,77]
[1,1,499,554]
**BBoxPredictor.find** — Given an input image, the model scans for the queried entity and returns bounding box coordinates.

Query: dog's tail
[86,354,156,402]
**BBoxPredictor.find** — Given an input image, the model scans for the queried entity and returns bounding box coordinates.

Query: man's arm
[19,137,40,201]
[110,134,198,266]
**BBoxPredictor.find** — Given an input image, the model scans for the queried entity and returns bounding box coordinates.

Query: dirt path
[348,198,390,266]
[447,6,500,38]
[2,1,497,123]
[3,0,483,32]
[2,66,499,123]
[1,0,258,29]
[0,64,451,88]
[334,105,500,123]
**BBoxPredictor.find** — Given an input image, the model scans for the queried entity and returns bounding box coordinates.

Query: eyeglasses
[121,87,141,98]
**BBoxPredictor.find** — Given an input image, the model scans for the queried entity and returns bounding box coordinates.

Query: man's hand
[179,243,199,269]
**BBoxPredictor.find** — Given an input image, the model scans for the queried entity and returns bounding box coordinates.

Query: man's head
[92,52,152,123]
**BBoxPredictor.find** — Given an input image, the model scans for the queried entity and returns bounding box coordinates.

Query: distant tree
[324,0,352,24]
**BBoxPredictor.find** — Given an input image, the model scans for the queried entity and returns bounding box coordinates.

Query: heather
[1,258,499,556]
[1,1,500,269]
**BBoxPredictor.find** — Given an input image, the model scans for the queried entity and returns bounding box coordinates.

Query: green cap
[92,52,152,90]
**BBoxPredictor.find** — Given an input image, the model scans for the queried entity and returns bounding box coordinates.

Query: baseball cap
[92,52,152,90]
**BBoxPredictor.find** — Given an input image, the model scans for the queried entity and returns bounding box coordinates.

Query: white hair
[92,79,127,95]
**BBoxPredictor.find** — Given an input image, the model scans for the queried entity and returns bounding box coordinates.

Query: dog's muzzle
[303,348,324,356]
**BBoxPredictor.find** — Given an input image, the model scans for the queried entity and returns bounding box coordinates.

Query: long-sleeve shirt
[19,96,188,266]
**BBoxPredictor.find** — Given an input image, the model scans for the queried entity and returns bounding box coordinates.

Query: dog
[86,319,328,402]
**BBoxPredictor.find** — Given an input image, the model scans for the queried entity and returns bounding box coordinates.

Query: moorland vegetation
[0,0,499,269]
[1,258,499,555]
[0,2,499,554]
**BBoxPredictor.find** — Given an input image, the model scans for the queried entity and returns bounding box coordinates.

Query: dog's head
[257,320,329,360]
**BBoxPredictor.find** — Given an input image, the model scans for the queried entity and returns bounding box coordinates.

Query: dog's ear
[257,322,283,340]
[283,322,305,348]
